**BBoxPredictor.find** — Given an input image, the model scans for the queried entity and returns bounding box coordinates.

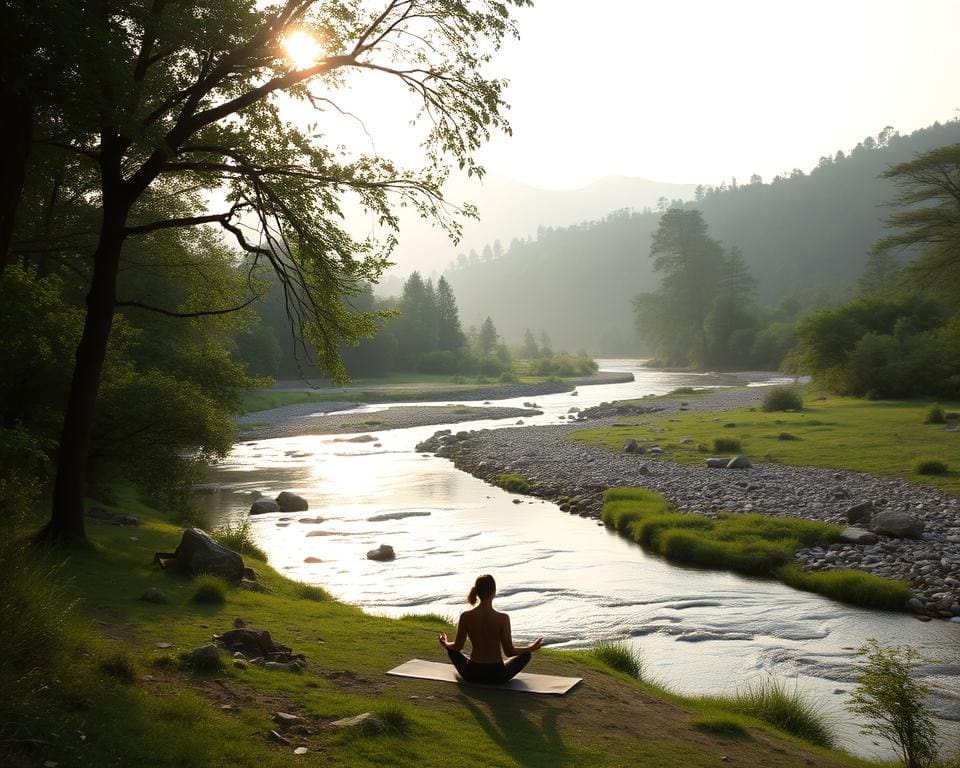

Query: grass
[294,581,331,602]
[590,640,644,679]
[699,678,834,748]
[212,518,268,562]
[914,458,948,475]
[570,395,960,494]
[191,574,229,604]
[3,494,878,768]
[494,472,532,493]
[691,715,752,740]
[600,488,909,609]
[712,437,743,453]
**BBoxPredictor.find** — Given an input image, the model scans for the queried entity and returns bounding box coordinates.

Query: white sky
[469,0,959,189]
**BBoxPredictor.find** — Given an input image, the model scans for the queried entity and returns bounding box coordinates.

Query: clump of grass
[691,715,751,740]
[762,386,803,412]
[708,678,833,747]
[777,432,799,441]
[779,565,912,609]
[293,581,330,602]
[668,387,697,395]
[712,437,742,453]
[212,519,267,562]
[100,651,138,684]
[494,473,531,493]
[723,422,737,428]
[590,640,644,680]
[373,702,413,736]
[924,403,946,424]
[191,574,229,604]
[601,487,673,535]
[399,613,450,625]
[914,458,948,476]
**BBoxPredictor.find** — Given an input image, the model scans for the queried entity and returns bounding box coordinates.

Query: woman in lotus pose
[438,574,543,684]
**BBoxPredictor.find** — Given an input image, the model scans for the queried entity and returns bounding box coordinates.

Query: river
[198,360,960,759]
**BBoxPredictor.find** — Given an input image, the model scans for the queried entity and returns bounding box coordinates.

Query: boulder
[726,455,752,469]
[706,457,733,468]
[366,544,395,562]
[140,587,167,603]
[845,501,875,525]
[871,509,926,539]
[186,644,222,670]
[218,627,292,660]
[250,498,279,515]
[276,492,308,512]
[839,527,880,545]
[332,713,383,732]
[155,528,246,582]
[623,439,641,454]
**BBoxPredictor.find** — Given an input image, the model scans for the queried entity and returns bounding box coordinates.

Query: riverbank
[418,389,960,620]
[4,500,873,768]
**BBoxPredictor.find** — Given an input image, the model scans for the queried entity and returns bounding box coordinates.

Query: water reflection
[199,360,960,758]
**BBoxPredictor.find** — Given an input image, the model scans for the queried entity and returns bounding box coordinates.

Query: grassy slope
[569,395,960,494]
[4,503,872,768]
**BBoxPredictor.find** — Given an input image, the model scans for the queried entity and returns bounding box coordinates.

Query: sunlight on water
[200,361,960,758]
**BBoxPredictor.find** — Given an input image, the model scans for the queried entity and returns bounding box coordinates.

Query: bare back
[458,604,512,663]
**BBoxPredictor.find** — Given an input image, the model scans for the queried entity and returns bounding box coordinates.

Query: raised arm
[500,614,543,657]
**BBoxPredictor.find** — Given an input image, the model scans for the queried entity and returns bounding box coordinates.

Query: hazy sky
[471,0,959,189]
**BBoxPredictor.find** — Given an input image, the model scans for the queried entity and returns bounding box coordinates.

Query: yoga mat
[386,658,582,695]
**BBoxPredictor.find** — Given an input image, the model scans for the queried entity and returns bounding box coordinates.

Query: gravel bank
[419,389,960,620]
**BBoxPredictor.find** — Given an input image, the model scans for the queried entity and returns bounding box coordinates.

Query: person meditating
[438,574,543,684]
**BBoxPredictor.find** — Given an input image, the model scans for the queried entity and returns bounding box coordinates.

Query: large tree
[3,0,528,542]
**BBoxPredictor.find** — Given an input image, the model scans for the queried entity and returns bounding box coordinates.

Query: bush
[191,574,229,604]
[590,640,644,679]
[924,403,946,424]
[494,473,531,493]
[712,437,742,453]
[762,386,804,412]
[724,678,833,747]
[499,370,518,383]
[914,458,948,476]
[847,639,939,768]
[212,519,267,561]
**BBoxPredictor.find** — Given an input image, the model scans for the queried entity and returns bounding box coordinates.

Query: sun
[282,30,322,70]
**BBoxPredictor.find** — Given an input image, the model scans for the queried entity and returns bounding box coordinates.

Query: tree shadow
[456,689,572,768]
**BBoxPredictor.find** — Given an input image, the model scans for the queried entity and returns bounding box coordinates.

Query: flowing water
[199,360,960,758]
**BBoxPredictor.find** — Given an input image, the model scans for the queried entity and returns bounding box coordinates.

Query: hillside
[442,121,960,353]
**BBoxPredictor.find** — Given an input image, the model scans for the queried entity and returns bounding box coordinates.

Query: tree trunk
[41,197,126,542]
[0,87,33,271]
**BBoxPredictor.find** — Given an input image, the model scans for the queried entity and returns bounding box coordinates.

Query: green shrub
[779,565,912,610]
[100,651,139,684]
[294,582,330,602]
[914,458,948,476]
[191,574,229,604]
[924,403,946,424]
[499,370,518,383]
[691,715,750,739]
[848,639,938,768]
[713,678,833,747]
[590,640,644,679]
[712,437,742,453]
[373,702,413,736]
[212,519,267,561]
[494,473,531,493]
[762,386,804,412]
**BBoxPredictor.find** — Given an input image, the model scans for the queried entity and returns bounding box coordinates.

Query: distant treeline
[443,121,960,354]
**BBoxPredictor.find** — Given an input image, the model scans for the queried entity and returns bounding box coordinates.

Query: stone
[294,747,308,755]
[250,498,279,515]
[304,556,323,564]
[269,730,291,744]
[637,464,651,476]
[726,455,752,469]
[265,661,302,672]
[332,712,383,731]
[839,527,880,545]
[871,509,926,539]
[154,528,246,582]
[273,712,303,727]
[140,587,167,603]
[186,644,222,669]
[845,501,876,524]
[706,457,732,469]
[366,544,395,561]
[276,492,309,512]
[623,439,641,454]
[233,659,248,669]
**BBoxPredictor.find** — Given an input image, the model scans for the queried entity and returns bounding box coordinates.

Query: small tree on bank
[847,639,939,768]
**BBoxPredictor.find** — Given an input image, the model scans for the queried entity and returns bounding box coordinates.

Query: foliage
[528,353,599,377]
[494,473,531,493]
[293,582,330,602]
[590,640,644,679]
[924,404,946,424]
[191,574,229,604]
[704,678,834,748]
[847,639,939,768]
[212,519,267,562]
[914,459,948,476]
[762,386,804,412]
[711,437,742,453]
